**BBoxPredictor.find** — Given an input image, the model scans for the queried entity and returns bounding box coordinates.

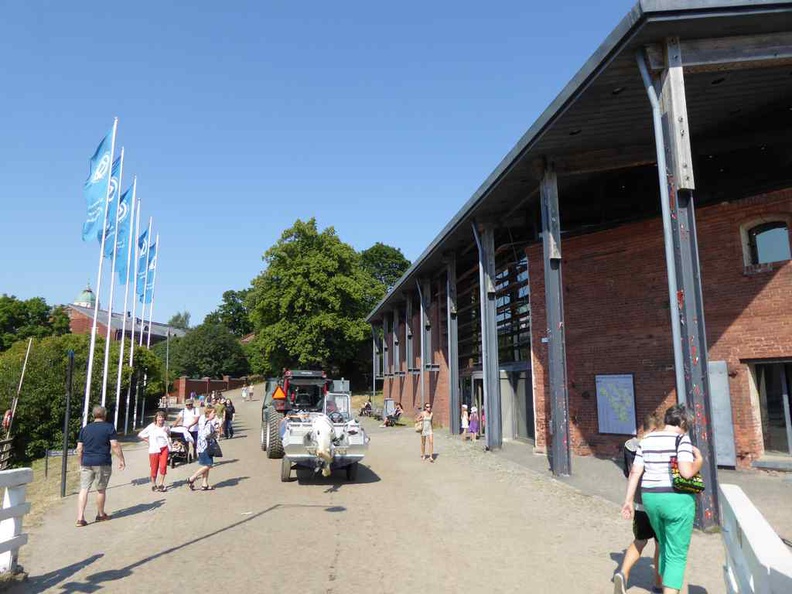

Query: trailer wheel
[261,415,268,451]
[280,457,291,482]
[266,412,285,459]
[346,462,359,481]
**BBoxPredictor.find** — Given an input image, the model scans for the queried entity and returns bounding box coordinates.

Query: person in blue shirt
[75,406,125,527]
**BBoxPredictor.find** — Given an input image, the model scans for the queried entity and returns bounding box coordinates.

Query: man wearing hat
[175,399,201,461]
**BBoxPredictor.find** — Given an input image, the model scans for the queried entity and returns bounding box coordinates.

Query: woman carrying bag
[619,404,704,594]
[187,405,221,491]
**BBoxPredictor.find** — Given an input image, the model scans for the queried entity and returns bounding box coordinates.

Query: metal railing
[0,468,32,574]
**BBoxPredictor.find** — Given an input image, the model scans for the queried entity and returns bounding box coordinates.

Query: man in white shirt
[175,399,201,461]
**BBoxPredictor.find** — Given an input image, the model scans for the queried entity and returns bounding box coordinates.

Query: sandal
[75,519,88,527]
[187,478,195,491]
[157,485,167,492]
[95,513,111,522]
[151,485,158,492]
[200,485,215,491]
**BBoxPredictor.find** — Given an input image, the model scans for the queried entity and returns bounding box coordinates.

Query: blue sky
[0,1,634,324]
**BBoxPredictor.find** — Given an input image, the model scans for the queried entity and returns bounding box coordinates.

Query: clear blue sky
[0,1,634,324]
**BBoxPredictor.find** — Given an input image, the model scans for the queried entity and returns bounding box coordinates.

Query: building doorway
[754,362,792,455]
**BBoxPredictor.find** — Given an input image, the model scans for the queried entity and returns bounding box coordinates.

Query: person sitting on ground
[614,412,663,594]
[360,400,372,416]
[380,402,404,427]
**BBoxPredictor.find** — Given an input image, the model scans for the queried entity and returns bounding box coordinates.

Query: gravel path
[13,388,726,593]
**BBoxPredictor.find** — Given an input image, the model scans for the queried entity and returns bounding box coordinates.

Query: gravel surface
[13,386,726,593]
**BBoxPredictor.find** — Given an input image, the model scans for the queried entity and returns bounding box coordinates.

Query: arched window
[740,216,791,267]
[748,222,790,265]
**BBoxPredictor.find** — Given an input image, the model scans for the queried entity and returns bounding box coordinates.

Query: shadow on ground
[293,463,380,488]
[609,551,709,593]
[19,503,344,592]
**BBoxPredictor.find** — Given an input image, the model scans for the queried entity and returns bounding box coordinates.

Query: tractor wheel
[261,412,268,451]
[280,457,291,482]
[346,462,359,481]
[266,412,285,459]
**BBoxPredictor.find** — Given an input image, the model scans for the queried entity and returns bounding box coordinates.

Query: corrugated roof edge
[365,0,791,322]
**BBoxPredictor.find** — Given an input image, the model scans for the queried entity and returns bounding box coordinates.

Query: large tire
[280,457,291,482]
[266,411,285,459]
[346,462,359,481]
[261,411,268,451]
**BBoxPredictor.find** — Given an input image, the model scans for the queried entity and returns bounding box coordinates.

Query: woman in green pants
[619,405,704,594]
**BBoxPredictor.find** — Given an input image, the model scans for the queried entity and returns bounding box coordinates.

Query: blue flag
[114,187,133,282]
[135,229,150,298]
[99,157,122,254]
[81,128,114,241]
[141,241,157,304]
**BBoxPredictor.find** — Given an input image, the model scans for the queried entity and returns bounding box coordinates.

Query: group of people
[240,383,255,401]
[459,404,481,441]
[75,389,248,526]
[615,404,704,594]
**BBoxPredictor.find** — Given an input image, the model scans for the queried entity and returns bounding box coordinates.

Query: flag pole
[83,117,118,427]
[145,233,160,348]
[124,200,144,433]
[114,177,137,429]
[133,217,153,430]
[100,147,125,408]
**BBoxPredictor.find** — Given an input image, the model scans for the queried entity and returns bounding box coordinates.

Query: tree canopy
[360,242,411,291]
[158,323,249,379]
[203,290,253,337]
[247,218,381,376]
[167,311,191,331]
[0,295,71,352]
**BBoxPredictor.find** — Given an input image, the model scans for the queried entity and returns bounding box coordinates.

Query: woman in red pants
[139,410,171,492]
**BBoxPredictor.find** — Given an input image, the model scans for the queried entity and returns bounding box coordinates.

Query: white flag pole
[145,233,160,349]
[100,147,125,407]
[83,117,118,427]
[124,202,145,433]
[114,177,137,429]
[133,217,153,430]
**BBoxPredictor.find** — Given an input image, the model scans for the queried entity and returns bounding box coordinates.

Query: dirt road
[14,388,725,593]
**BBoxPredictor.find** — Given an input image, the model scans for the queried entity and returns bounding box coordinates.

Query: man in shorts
[76,405,125,527]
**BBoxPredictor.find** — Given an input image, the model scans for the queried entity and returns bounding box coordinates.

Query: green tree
[360,242,411,291]
[0,334,163,463]
[247,218,380,376]
[162,323,249,378]
[204,289,253,337]
[0,295,71,352]
[167,311,191,331]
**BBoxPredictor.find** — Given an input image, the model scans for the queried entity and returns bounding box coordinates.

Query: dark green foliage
[247,218,381,377]
[157,323,249,379]
[0,334,163,464]
[203,290,253,337]
[0,294,71,352]
[360,242,411,292]
[167,311,191,331]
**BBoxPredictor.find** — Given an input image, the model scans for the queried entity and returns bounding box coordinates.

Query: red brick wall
[383,278,451,428]
[171,376,250,403]
[528,189,792,466]
[69,309,111,339]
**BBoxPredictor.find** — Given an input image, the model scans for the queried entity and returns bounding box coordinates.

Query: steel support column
[371,324,379,397]
[416,281,427,407]
[540,164,571,476]
[472,222,502,450]
[446,253,460,435]
[642,38,719,529]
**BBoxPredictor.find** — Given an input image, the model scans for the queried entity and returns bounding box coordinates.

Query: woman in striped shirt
[620,405,704,594]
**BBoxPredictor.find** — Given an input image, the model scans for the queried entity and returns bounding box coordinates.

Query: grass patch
[24,454,81,528]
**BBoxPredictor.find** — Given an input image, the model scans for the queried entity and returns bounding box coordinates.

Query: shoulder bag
[670,434,704,494]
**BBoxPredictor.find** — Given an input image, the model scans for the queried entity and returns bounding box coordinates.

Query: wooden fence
[0,468,32,573]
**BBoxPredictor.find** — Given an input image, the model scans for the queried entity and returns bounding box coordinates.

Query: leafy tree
[161,323,249,379]
[204,290,253,337]
[0,295,71,352]
[0,334,163,463]
[167,311,191,331]
[360,242,411,291]
[247,218,380,376]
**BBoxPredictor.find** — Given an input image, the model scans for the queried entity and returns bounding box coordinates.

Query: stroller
[168,426,193,468]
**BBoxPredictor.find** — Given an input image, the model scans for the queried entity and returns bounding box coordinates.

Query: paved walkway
[14,386,730,593]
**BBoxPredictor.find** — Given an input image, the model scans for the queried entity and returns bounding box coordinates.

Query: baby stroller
[168,427,193,468]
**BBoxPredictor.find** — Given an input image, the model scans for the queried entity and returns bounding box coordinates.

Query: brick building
[67,285,186,345]
[367,0,792,488]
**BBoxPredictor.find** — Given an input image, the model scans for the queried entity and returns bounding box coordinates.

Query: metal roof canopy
[368,0,792,322]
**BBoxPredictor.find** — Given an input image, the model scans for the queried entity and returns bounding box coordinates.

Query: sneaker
[613,572,626,594]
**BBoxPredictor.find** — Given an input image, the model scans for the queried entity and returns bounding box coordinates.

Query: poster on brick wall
[596,374,637,435]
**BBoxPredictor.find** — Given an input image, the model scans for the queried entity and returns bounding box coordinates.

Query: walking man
[76,406,125,527]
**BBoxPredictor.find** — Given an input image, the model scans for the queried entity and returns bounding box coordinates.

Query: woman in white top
[139,410,171,492]
[187,405,220,491]
[621,404,704,594]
